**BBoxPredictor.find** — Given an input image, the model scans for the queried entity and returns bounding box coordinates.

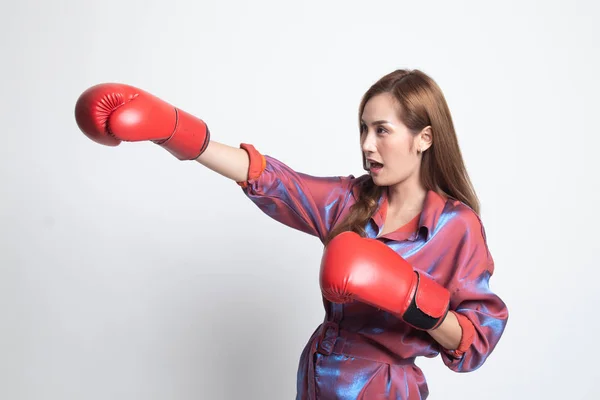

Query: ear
[419,126,433,151]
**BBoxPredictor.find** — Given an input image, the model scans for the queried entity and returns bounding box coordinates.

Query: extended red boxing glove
[319,231,450,330]
[74,83,210,160]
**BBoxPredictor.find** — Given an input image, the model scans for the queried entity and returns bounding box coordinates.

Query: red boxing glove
[319,231,450,330]
[74,83,210,160]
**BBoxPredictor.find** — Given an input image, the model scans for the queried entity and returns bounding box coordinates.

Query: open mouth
[367,160,384,172]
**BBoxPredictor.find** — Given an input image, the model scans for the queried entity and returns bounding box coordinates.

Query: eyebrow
[361,120,392,126]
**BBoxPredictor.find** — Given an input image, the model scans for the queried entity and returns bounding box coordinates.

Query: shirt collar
[371,189,448,241]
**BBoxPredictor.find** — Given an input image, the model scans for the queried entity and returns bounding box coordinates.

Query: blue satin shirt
[238,144,509,399]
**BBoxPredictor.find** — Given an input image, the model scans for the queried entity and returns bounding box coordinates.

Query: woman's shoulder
[347,174,377,198]
[442,197,487,239]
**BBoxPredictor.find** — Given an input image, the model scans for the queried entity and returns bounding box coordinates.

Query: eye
[360,123,367,134]
[376,126,388,134]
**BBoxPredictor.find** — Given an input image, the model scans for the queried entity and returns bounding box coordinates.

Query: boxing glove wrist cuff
[156,108,210,160]
[402,271,450,330]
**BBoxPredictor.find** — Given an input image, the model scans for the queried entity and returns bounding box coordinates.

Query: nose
[361,130,376,154]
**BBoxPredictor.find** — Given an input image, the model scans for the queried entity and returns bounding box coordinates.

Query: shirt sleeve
[236,143,356,242]
[438,209,509,373]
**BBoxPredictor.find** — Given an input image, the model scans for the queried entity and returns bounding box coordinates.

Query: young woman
[75,68,509,399]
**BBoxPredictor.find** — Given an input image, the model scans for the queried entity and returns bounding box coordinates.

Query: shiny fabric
[240,148,509,400]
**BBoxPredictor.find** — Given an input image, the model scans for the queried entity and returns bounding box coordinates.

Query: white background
[2,0,599,398]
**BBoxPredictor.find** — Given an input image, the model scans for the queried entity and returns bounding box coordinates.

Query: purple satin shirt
[239,146,509,400]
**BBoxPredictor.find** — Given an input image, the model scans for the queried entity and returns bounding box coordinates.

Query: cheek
[381,140,418,178]
[381,137,412,161]
[386,158,413,179]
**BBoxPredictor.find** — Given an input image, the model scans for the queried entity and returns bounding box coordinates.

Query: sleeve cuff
[237,143,267,188]
[442,311,476,358]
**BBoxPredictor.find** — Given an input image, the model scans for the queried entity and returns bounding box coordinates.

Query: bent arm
[439,213,509,372]
[427,310,462,350]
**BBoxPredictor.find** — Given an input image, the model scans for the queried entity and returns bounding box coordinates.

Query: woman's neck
[386,179,427,214]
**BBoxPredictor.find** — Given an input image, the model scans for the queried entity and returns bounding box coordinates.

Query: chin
[370,174,391,187]
[370,172,405,187]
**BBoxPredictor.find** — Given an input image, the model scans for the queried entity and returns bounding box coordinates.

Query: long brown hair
[325,69,480,244]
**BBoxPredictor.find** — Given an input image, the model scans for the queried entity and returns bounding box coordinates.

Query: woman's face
[360,92,425,187]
